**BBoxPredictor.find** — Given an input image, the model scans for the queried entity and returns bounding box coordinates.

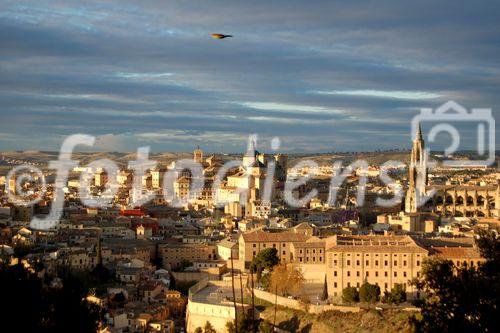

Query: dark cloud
[0,0,498,153]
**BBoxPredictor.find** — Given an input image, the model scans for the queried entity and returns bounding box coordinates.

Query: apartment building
[160,243,217,269]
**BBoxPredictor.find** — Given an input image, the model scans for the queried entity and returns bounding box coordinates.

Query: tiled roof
[430,246,483,259]
[326,235,428,253]
[241,230,310,243]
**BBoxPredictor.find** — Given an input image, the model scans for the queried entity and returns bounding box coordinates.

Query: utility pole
[230,252,238,333]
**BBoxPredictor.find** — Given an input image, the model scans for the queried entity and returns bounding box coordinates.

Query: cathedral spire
[416,123,423,141]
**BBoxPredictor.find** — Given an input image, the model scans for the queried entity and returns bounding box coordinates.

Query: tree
[382,283,406,304]
[268,263,304,296]
[251,248,279,281]
[342,286,359,303]
[359,281,380,303]
[258,321,274,333]
[411,230,500,332]
[0,262,102,332]
[194,328,203,333]
[320,275,328,301]
[226,310,260,333]
[203,321,217,333]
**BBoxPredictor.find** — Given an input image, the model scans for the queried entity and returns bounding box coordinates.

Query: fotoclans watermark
[3,101,495,231]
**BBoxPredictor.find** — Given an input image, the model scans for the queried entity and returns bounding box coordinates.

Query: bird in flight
[211,33,233,39]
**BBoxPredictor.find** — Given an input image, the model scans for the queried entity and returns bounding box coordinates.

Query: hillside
[260,307,414,333]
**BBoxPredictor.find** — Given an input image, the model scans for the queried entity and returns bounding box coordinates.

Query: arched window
[445,195,453,204]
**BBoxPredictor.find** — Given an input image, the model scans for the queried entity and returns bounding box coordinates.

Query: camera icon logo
[412,101,495,167]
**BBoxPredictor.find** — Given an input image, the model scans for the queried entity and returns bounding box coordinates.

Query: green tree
[382,283,406,304]
[194,327,203,333]
[320,275,328,301]
[251,248,279,281]
[411,230,499,332]
[342,286,359,303]
[359,281,380,303]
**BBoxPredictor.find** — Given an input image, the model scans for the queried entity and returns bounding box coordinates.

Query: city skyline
[1,1,499,152]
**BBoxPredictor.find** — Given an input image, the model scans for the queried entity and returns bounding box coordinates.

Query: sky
[0,0,499,153]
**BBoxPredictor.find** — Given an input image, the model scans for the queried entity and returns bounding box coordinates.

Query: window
[375,260,379,266]
[366,272,369,277]
[394,272,397,277]
[347,271,351,277]
[282,251,286,255]
[334,271,337,277]
[384,260,388,266]
[384,271,388,277]
[334,282,337,288]
[356,271,360,277]
[394,261,397,266]
[403,272,407,277]
[347,282,350,287]
[403,260,407,266]
[253,244,256,248]
[334,260,337,265]
[356,260,360,266]
[356,282,360,287]
[375,271,378,277]
[417,260,420,266]
[385,283,388,289]
[347,260,351,266]
[365,260,369,266]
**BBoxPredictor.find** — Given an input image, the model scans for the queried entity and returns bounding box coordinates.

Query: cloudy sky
[0,0,498,153]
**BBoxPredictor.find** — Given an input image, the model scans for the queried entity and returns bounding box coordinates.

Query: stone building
[404,125,499,218]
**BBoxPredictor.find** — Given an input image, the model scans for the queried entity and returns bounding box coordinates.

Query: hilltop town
[0,130,498,333]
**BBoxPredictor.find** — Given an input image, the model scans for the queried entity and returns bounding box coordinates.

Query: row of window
[297,256,323,263]
[333,259,420,267]
[334,282,408,290]
[333,270,416,278]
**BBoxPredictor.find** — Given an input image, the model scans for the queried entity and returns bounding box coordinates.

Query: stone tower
[193,146,203,163]
[405,124,428,213]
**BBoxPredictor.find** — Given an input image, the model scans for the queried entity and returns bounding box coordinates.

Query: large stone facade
[404,125,499,218]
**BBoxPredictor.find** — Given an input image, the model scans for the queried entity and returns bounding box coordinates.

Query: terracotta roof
[430,246,483,259]
[217,239,238,249]
[241,230,310,243]
[326,235,428,254]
